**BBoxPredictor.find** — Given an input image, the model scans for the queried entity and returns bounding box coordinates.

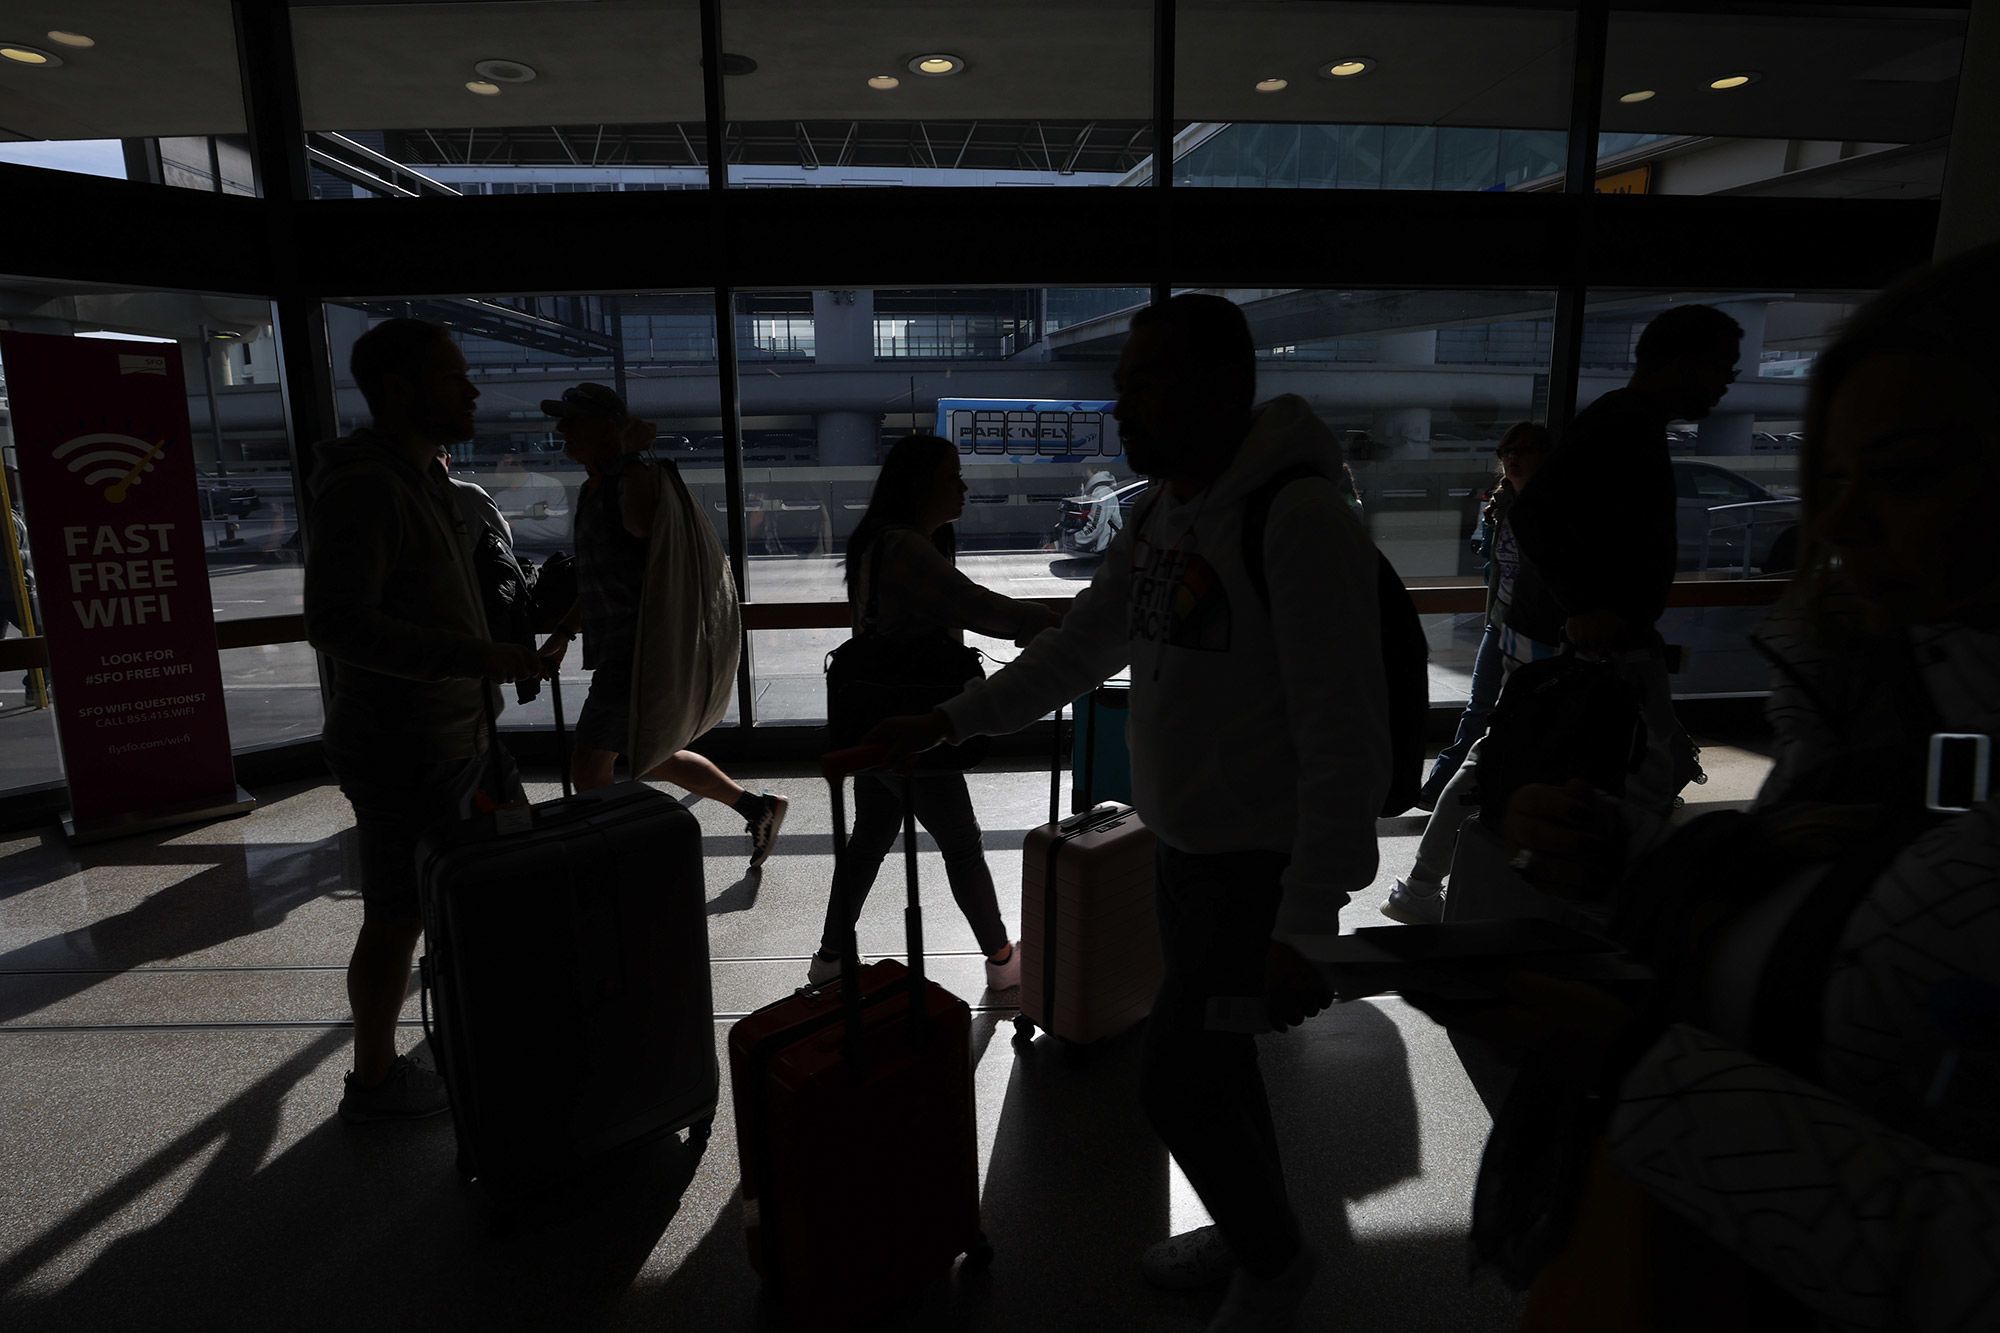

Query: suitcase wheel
[964,1234,995,1269]
[686,1115,715,1148]
[1011,1014,1035,1045]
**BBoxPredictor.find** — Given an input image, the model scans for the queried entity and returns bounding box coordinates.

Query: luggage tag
[1927,733,1991,813]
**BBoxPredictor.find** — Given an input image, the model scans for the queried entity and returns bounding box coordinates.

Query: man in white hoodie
[869,294,1389,1328]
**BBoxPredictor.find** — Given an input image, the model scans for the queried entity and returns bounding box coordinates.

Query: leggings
[819,770,1009,959]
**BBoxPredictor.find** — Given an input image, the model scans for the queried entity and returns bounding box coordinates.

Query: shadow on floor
[0,1029,711,1329]
[0,835,347,1025]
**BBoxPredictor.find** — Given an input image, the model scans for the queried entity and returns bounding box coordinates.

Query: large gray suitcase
[416,685,716,1202]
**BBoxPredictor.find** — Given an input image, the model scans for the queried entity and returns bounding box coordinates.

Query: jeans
[819,771,1009,958]
[1139,842,1300,1279]
[1420,621,1503,800]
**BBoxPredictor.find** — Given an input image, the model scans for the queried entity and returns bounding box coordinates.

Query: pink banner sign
[1,330,243,832]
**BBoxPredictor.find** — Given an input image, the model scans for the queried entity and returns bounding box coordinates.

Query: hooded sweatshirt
[940,395,1391,943]
[304,429,496,764]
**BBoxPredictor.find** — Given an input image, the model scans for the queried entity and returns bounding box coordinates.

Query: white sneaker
[1206,1243,1318,1331]
[806,951,844,988]
[1142,1224,1237,1290]
[1380,877,1444,926]
[984,941,1021,992]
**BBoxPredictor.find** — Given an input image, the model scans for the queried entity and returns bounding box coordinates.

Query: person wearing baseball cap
[538,384,788,867]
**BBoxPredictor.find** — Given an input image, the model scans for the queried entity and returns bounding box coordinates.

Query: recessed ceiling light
[1255,78,1289,93]
[907,52,966,77]
[0,43,61,67]
[473,58,536,84]
[46,30,94,49]
[1709,72,1758,90]
[1320,57,1373,79]
[867,75,900,90]
[1619,89,1656,103]
[465,80,501,96]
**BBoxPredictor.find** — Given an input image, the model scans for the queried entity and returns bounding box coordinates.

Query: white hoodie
[940,395,1390,943]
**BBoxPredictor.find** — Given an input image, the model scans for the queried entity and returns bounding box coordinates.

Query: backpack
[471,526,541,704]
[1240,465,1430,818]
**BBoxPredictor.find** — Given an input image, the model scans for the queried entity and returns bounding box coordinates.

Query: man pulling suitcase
[868,295,1392,1329]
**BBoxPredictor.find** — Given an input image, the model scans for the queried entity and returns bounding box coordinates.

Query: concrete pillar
[814,410,881,466]
[1937,0,2000,259]
[811,289,875,362]
[1370,329,1437,456]
[1699,300,1769,455]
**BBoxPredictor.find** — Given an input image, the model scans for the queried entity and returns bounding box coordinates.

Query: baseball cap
[540,382,629,421]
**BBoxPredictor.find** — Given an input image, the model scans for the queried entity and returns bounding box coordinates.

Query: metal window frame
[0,0,1951,742]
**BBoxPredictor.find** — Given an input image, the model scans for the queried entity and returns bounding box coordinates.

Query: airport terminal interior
[1,1,1994,1329]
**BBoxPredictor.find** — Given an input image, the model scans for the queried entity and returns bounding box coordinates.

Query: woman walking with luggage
[538,383,787,870]
[807,434,1061,989]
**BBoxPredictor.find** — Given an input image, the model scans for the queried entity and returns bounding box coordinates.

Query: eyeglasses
[1497,447,1546,461]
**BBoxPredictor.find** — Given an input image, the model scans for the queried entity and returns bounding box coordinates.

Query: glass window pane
[0,3,254,193]
[291,1,707,199]
[736,285,1139,722]
[324,292,728,734]
[1599,6,1966,198]
[721,1,1154,187]
[1173,3,1574,191]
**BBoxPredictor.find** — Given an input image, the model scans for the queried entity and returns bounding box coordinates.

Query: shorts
[575,652,633,754]
[329,743,520,924]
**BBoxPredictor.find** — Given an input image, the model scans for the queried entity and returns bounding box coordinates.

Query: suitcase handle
[827,762,931,1066]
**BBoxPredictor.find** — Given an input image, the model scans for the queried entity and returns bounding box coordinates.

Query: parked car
[1056,459,1800,576]
[197,476,261,520]
[1672,459,1799,573]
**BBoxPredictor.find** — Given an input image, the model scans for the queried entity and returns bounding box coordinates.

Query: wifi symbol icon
[53,433,170,504]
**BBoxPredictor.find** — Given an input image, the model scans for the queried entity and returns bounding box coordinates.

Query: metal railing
[1697,499,1801,577]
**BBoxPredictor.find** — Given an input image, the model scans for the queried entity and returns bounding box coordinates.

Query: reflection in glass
[1596,7,1966,198]
[1173,3,1573,191]
[0,1,253,192]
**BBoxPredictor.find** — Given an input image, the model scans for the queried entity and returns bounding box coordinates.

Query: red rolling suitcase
[417,677,718,1205]
[727,747,988,1330]
[1015,703,1162,1047]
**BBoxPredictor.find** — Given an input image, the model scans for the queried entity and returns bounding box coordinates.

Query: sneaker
[984,941,1021,992]
[806,950,844,988]
[747,793,789,870]
[339,1055,450,1124]
[1206,1244,1318,1331]
[1380,877,1444,926]
[1142,1225,1237,1291]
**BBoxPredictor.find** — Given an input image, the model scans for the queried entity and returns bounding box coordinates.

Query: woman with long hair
[809,434,1061,990]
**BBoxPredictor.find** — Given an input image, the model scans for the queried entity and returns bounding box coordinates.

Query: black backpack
[472,527,542,703]
[1240,466,1430,818]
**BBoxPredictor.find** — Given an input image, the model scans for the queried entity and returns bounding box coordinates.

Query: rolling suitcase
[727,748,989,1330]
[416,676,718,1205]
[1015,703,1162,1047]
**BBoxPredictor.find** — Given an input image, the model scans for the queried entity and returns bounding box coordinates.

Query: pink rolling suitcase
[1013,701,1161,1047]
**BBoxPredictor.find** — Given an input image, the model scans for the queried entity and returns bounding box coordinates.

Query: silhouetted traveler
[1414,243,2000,1331]
[869,295,1389,1329]
[1387,422,1556,922]
[1413,422,1551,810]
[1507,304,1742,812]
[537,383,787,867]
[305,318,544,1123]
[807,433,1059,991]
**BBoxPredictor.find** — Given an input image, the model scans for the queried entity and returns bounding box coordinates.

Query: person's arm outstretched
[880,529,1061,645]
